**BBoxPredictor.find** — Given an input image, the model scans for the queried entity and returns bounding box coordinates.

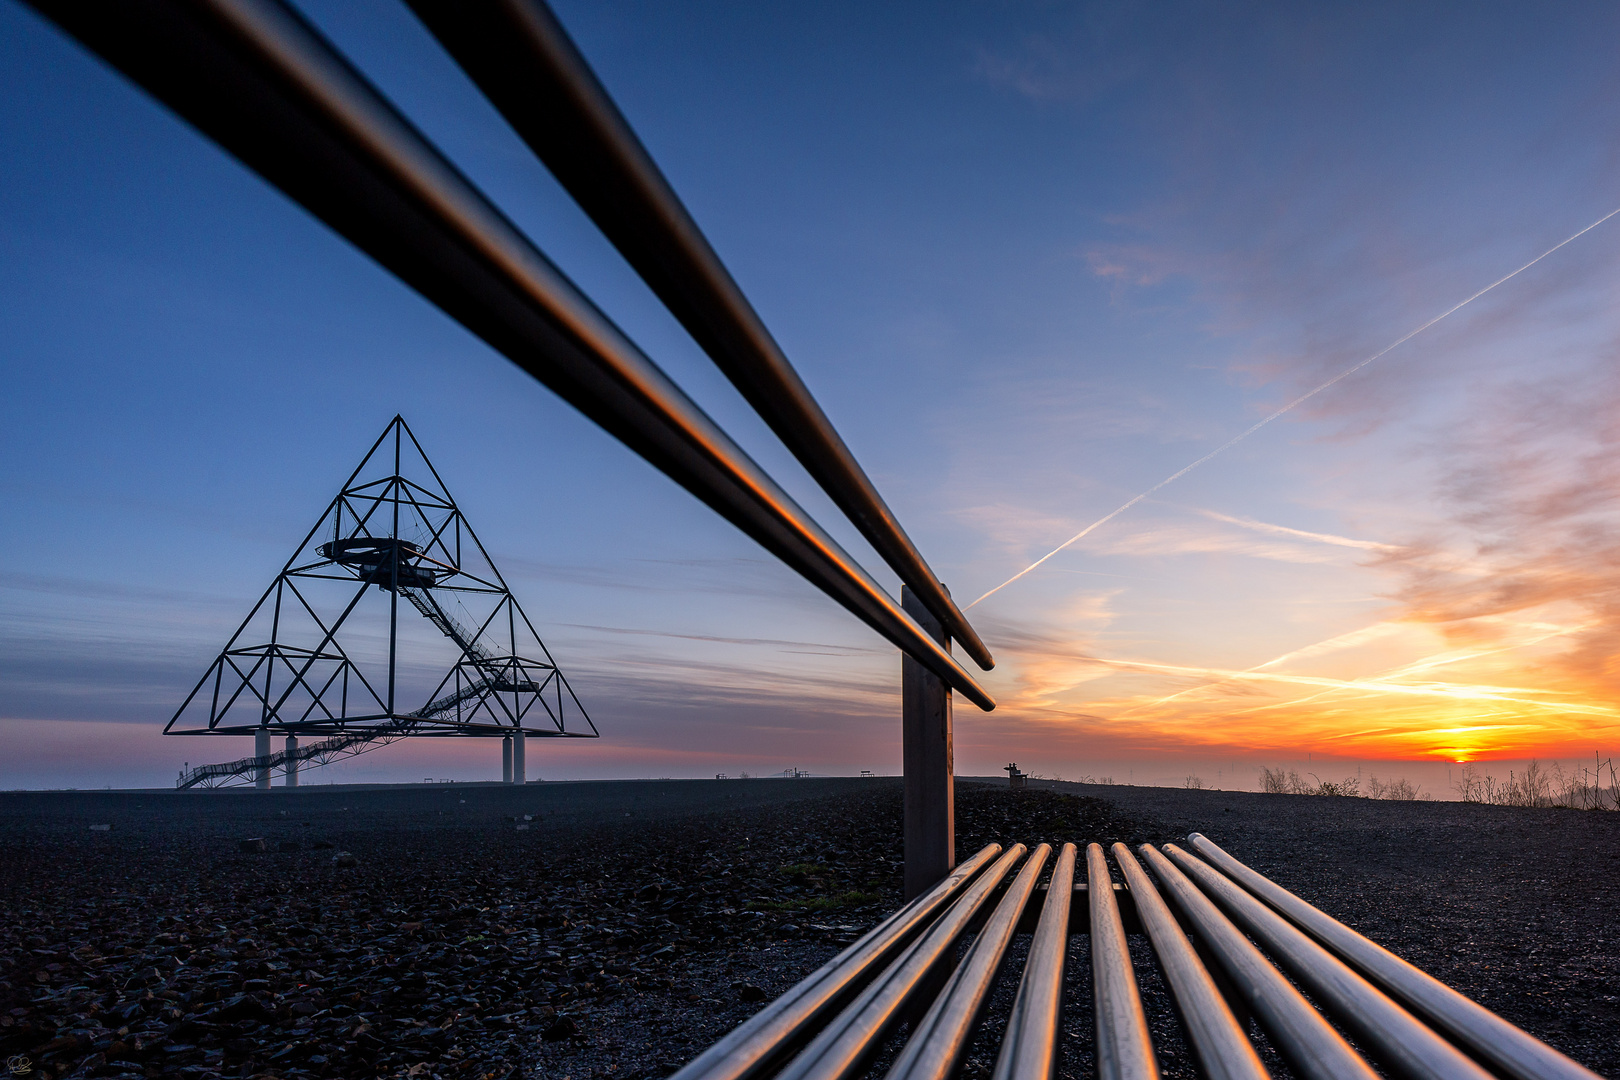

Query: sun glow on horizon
[986,600,1619,764]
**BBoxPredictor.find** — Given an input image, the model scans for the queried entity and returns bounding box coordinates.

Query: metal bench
[672,834,1601,1080]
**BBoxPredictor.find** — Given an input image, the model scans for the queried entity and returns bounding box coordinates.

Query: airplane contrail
[967,204,1620,609]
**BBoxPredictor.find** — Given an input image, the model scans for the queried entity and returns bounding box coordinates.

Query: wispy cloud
[1193,509,1403,553]
[559,622,879,657]
[970,7,1146,105]
[969,206,1620,608]
[1372,362,1620,705]
[1081,525,1346,565]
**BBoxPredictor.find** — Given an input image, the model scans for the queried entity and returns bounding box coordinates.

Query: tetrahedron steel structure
[168,417,595,784]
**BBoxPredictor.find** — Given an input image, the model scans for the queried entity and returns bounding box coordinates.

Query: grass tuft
[777,862,828,876]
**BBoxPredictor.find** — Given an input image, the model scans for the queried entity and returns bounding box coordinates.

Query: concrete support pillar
[284,735,299,788]
[902,585,954,900]
[512,729,526,784]
[502,736,513,783]
[255,727,271,790]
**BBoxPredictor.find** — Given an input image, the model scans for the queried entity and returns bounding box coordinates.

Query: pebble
[542,1015,580,1041]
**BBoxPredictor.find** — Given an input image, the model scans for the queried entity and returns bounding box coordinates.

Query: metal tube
[25,0,994,713]
[502,735,513,783]
[992,843,1075,1080]
[1162,844,1492,1080]
[775,845,1029,1080]
[402,0,994,673]
[887,843,1052,1080]
[1137,845,1378,1080]
[1089,843,1156,1080]
[1110,844,1265,1080]
[284,734,299,787]
[670,843,1004,1080]
[1186,834,1604,1080]
[512,728,526,783]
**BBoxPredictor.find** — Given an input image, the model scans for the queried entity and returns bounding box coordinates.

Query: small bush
[1366,775,1420,800]
[1312,775,1359,797]
[1259,767,1370,797]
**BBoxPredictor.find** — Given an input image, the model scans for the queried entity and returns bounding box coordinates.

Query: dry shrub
[1365,775,1421,800]
[1259,768,1432,799]
[1455,757,1620,809]
[1258,767,1355,795]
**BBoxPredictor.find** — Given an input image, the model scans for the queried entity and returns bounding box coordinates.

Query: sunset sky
[4,0,1620,791]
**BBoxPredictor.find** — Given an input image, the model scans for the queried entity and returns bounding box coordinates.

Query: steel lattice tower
[170,417,595,788]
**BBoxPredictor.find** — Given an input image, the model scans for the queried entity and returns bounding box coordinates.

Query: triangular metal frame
[166,416,596,743]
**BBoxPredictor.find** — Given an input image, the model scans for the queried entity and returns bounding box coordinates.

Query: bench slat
[1139,844,1380,1080]
[1165,843,1494,1080]
[1089,843,1159,1080]
[1187,834,1605,1080]
[676,834,1594,1080]
[992,843,1077,1080]
[670,843,1006,1080]
[773,844,1028,1080]
[887,844,1053,1080]
[1112,843,1268,1080]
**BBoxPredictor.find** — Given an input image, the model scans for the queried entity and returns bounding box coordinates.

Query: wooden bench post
[903,585,955,900]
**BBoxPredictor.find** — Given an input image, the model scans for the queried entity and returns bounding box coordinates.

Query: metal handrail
[1187,834,1605,1080]
[25,0,994,712]
[402,0,994,673]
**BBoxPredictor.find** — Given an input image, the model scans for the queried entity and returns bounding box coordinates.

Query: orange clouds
[977,579,1619,765]
[965,340,1620,768]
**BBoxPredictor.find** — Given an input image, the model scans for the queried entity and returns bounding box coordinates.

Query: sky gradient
[4,0,1620,791]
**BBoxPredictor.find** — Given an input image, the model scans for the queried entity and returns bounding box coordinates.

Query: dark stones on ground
[0,777,1613,1080]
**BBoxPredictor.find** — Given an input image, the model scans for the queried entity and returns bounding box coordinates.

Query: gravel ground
[1,778,1613,1080]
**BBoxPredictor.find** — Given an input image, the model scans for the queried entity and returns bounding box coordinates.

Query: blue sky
[5,0,1620,791]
